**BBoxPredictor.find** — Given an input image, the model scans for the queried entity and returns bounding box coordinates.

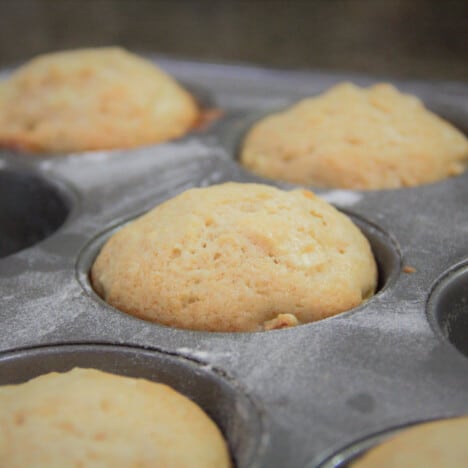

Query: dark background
[0,0,467,80]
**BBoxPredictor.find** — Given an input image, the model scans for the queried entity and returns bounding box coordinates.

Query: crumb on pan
[403,265,417,274]
[263,313,300,330]
[193,108,224,130]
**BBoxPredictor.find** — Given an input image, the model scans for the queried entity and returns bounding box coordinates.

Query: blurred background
[0,0,467,81]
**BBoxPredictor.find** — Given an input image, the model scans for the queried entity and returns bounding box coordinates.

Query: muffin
[352,416,468,467]
[0,368,231,468]
[240,83,468,190]
[0,47,199,154]
[91,182,377,332]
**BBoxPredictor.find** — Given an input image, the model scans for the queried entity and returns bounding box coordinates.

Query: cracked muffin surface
[0,47,199,154]
[0,368,231,468]
[240,83,468,189]
[91,182,377,332]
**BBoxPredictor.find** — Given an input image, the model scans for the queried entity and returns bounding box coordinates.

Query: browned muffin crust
[0,47,199,154]
[241,83,468,189]
[91,182,377,332]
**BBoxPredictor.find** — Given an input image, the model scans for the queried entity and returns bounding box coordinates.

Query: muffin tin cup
[314,415,466,467]
[76,206,402,328]
[427,260,468,358]
[0,343,268,468]
[314,425,405,468]
[217,85,468,192]
[1,56,468,468]
[0,165,75,258]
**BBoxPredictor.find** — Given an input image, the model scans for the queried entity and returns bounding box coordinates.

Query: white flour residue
[199,170,226,187]
[321,190,362,206]
[1,270,84,346]
[38,140,215,191]
[38,150,114,172]
[176,347,231,362]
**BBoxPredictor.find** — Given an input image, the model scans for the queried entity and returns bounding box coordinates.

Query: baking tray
[1,55,468,468]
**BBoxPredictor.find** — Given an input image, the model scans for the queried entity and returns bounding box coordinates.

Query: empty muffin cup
[427,262,468,358]
[0,168,71,258]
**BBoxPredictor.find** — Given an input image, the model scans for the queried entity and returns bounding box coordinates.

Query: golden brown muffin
[0,47,199,154]
[240,83,468,190]
[0,368,231,468]
[91,182,377,332]
[352,416,468,467]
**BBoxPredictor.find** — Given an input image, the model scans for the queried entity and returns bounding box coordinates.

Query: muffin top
[0,368,231,468]
[240,83,468,189]
[352,416,468,467]
[91,182,377,332]
[0,47,199,154]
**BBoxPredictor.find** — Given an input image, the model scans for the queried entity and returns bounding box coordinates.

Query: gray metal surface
[1,56,468,468]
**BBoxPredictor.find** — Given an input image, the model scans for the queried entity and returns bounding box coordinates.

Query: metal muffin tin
[1,55,468,467]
